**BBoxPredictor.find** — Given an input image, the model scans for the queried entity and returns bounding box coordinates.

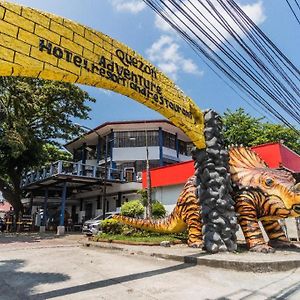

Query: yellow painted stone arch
[0,2,205,148]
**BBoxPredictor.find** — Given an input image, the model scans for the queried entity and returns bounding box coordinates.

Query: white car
[82,212,118,236]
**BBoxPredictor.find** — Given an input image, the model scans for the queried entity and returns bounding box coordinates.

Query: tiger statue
[114,176,202,248]
[113,146,300,252]
[230,146,300,253]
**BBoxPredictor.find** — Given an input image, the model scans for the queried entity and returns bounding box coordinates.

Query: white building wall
[162,147,177,161]
[179,154,192,161]
[152,184,184,214]
[113,146,159,161]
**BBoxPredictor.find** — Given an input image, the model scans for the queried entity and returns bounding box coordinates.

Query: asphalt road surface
[0,234,300,300]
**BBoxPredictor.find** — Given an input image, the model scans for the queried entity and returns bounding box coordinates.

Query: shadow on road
[0,233,58,245]
[0,259,70,299]
[30,262,196,299]
[0,232,83,245]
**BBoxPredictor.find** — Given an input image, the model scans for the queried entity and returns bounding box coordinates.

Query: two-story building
[21,119,193,234]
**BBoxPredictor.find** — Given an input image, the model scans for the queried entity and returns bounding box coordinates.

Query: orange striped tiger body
[229,146,300,252]
[114,147,300,252]
[113,176,202,248]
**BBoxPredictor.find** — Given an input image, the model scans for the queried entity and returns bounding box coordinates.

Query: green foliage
[137,189,166,218]
[94,232,182,244]
[120,200,144,217]
[253,123,300,154]
[222,108,263,146]
[100,219,122,234]
[222,108,300,154]
[39,144,72,166]
[137,189,148,206]
[0,77,95,212]
[151,201,166,219]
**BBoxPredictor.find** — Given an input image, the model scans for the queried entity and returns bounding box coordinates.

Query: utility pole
[145,130,152,219]
[102,134,108,220]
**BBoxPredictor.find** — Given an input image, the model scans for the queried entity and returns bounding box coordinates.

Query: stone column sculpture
[193,109,238,253]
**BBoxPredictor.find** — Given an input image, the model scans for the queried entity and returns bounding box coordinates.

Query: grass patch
[93,232,186,244]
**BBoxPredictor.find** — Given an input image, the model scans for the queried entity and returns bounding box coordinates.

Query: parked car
[82,212,119,236]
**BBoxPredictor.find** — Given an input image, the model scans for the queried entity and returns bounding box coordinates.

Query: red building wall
[143,142,300,188]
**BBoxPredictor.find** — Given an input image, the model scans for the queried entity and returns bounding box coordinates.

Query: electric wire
[145,0,294,128]
[144,0,296,128]
[285,0,300,26]
[143,0,300,134]
[157,0,300,127]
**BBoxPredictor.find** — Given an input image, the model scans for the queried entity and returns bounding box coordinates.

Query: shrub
[152,201,166,219]
[120,200,144,217]
[101,219,122,234]
[137,189,148,206]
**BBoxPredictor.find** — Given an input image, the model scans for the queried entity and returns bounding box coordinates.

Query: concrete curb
[80,241,300,273]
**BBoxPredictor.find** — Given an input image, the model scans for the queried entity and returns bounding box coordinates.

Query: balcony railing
[21,161,124,187]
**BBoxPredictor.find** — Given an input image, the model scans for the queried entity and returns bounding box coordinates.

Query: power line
[285,0,300,26]
[143,0,300,135]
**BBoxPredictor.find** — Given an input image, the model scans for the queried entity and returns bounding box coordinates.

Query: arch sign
[0,2,205,148]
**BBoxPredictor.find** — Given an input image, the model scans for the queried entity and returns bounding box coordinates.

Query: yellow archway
[0,2,205,148]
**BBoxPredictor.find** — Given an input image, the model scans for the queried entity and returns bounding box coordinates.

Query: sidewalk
[81,239,300,273]
[2,232,300,273]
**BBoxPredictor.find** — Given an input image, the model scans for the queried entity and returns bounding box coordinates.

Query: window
[179,140,187,155]
[114,131,159,148]
[163,131,176,150]
[186,142,194,156]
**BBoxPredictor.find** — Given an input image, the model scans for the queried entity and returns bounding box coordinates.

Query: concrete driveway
[0,233,300,299]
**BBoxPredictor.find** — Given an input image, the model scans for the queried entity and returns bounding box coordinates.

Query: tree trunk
[3,189,23,213]
[0,177,24,216]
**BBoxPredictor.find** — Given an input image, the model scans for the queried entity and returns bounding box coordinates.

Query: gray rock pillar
[193,109,238,253]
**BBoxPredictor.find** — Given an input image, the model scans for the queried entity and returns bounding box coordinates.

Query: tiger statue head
[228,146,300,220]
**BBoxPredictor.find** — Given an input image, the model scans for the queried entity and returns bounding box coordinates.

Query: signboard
[0,2,205,148]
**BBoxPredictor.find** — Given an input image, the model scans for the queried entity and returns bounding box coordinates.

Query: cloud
[111,0,146,14]
[154,0,266,49]
[146,35,203,81]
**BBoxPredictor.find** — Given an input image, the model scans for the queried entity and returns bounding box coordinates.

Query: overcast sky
[7,0,300,130]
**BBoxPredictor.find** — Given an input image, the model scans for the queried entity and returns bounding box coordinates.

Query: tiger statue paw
[268,239,300,249]
[249,244,275,253]
[188,241,203,248]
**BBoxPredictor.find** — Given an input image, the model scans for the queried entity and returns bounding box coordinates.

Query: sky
[6,0,300,130]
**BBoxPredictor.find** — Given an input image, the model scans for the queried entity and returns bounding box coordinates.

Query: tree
[253,123,300,154]
[0,77,95,215]
[40,144,72,166]
[222,108,300,154]
[222,108,263,146]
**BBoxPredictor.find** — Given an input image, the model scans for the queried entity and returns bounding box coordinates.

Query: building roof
[142,142,300,188]
[251,142,300,172]
[65,119,191,151]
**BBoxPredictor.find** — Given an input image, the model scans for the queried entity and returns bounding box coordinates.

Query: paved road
[1,234,300,300]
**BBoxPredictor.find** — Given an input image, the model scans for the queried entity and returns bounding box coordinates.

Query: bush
[152,201,166,219]
[101,219,122,234]
[120,200,144,217]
